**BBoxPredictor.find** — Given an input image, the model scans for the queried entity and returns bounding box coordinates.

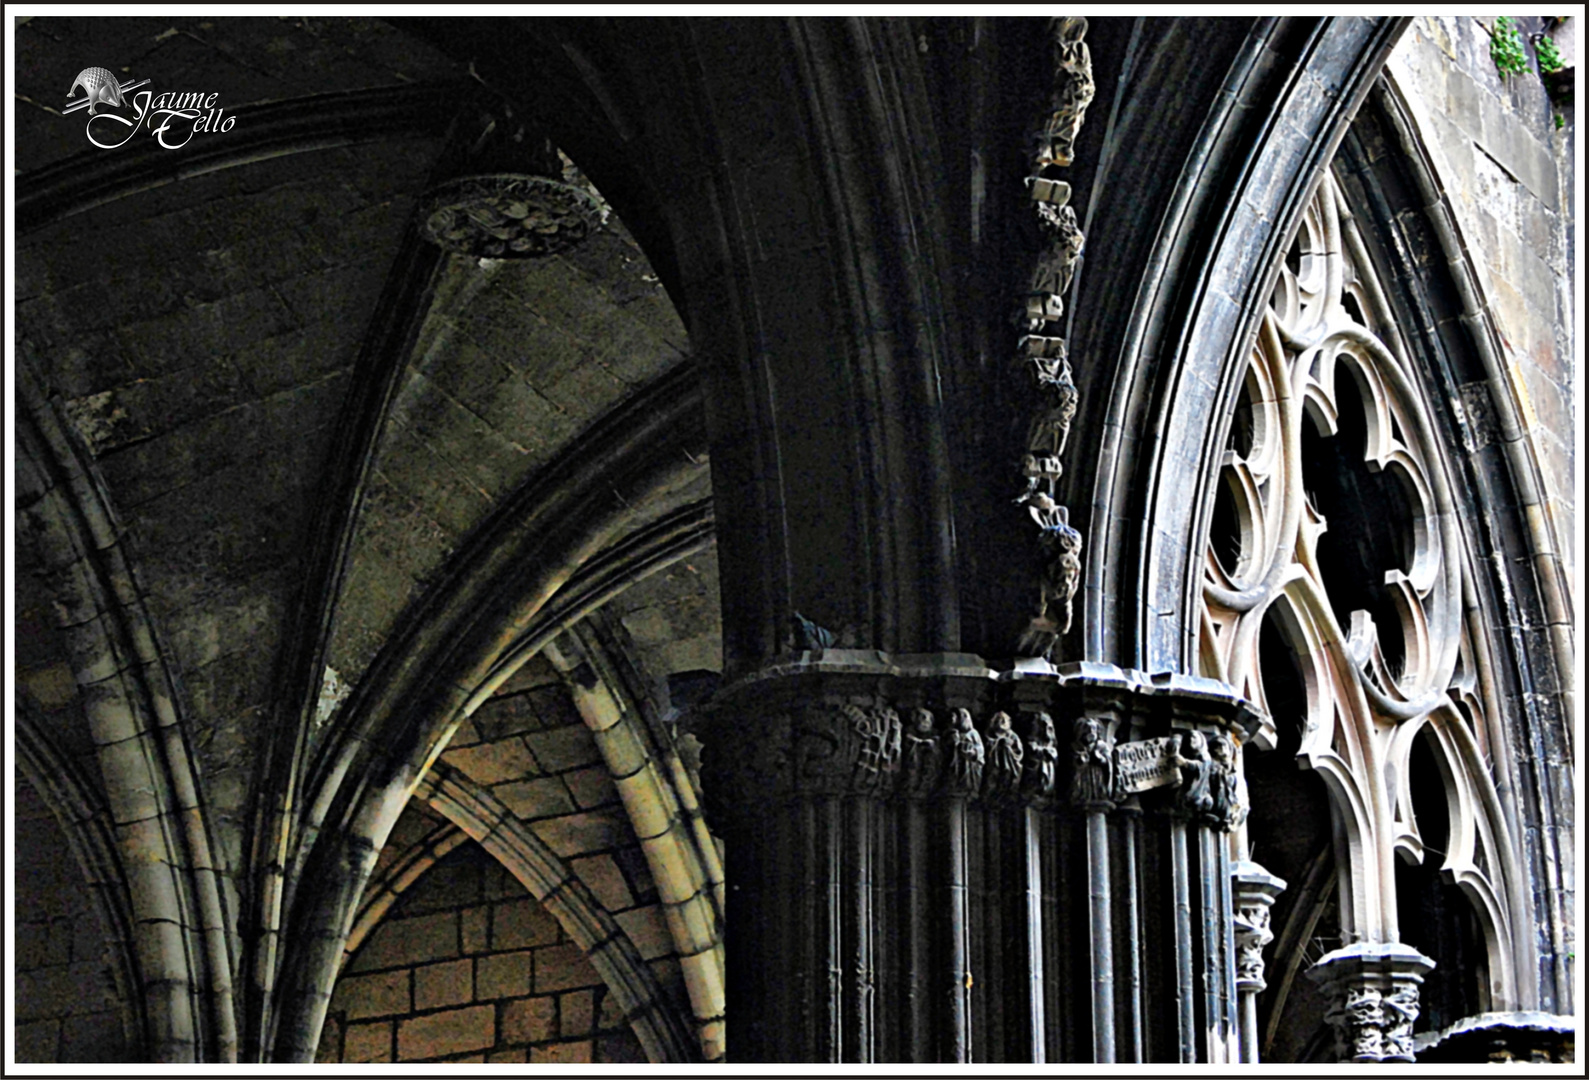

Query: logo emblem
[66,67,148,116]
[63,66,234,150]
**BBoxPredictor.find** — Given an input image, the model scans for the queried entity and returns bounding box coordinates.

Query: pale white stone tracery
[1197,172,1533,1053]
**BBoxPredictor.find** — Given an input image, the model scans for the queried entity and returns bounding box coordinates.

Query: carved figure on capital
[901,708,943,798]
[1068,715,1117,808]
[1207,731,1244,829]
[1171,730,1214,818]
[1022,711,1059,799]
[984,711,1025,800]
[843,703,903,795]
[946,708,985,796]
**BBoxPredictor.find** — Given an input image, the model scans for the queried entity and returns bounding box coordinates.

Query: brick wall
[315,828,647,1064]
[12,777,132,1063]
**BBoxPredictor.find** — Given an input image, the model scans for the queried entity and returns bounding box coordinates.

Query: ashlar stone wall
[315,827,646,1064]
[12,778,132,1064]
[1388,16,1577,597]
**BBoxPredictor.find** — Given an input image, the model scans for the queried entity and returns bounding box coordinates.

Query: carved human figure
[1022,493,1082,649]
[902,707,943,798]
[1173,730,1213,817]
[1068,715,1116,808]
[848,705,902,793]
[1022,711,1059,798]
[984,711,1025,799]
[1027,203,1086,328]
[1025,356,1079,459]
[1207,731,1242,829]
[1037,16,1095,168]
[947,708,985,796]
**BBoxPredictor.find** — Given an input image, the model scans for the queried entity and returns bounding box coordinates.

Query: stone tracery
[1199,172,1528,1061]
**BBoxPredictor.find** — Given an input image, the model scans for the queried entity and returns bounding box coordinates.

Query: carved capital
[1230,860,1287,994]
[1306,943,1435,1063]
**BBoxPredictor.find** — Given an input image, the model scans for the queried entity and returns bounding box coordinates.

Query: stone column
[1230,860,1286,1063]
[1306,942,1436,1063]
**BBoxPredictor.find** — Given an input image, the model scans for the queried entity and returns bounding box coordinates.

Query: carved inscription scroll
[1115,736,1182,794]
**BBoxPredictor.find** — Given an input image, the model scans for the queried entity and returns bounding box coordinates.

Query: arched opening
[1394,730,1489,1032]
[1246,604,1338,1063]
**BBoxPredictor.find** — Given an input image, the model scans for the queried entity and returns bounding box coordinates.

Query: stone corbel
[1306,942,1435,1063]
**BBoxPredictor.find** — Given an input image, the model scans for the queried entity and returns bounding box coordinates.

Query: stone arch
[417,762,699,1063]
[14,699,144,1061]
[14,363,238,1063]
[1198,84,1565,1054]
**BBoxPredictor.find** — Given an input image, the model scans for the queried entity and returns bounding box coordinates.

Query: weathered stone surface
[348,911,458,972]
[412,959,472,1012]
[500,995,557,1045]
[490,898,562,951]
[474,951,533,1001]
[335,969,411,1020]
[532,1039,594,1063]
[534,943,603,994]
[396,1005,495,1061]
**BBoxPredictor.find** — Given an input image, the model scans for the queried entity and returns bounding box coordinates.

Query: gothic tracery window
[1199,172,1523,1062]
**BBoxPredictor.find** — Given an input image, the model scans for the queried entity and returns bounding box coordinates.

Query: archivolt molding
[15,698,146,1060]
[1199,174,1528,1010]
[14,361,239,1062]
[544,626,726,1061]
[416,763,700,1064]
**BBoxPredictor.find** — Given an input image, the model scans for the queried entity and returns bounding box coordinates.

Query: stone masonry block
[460,905,491,955]
[494,775,576,820]
[475,950,533,1000]
[522,724,603,773]
[569,854,635,912]
[491,898,561,951]
[413,958,473,1012]
[533,1040,594,1063]
[532,808,627,859]
[534,943,603,994]
[441,737,542,787]
[615,904,676,961]
[336,969,411,1020]
[560,989,595,1038]
[396,1004,495,1061]
[343,1021,392,1063]
[500,995,557,1045]
[349,910,458,972]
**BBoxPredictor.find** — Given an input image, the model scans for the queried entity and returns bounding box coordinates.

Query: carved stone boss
[1015,16,1094,661]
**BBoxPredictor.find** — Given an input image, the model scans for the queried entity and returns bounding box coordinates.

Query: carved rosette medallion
[1015,17,1094,660]
[419,174,602,258]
